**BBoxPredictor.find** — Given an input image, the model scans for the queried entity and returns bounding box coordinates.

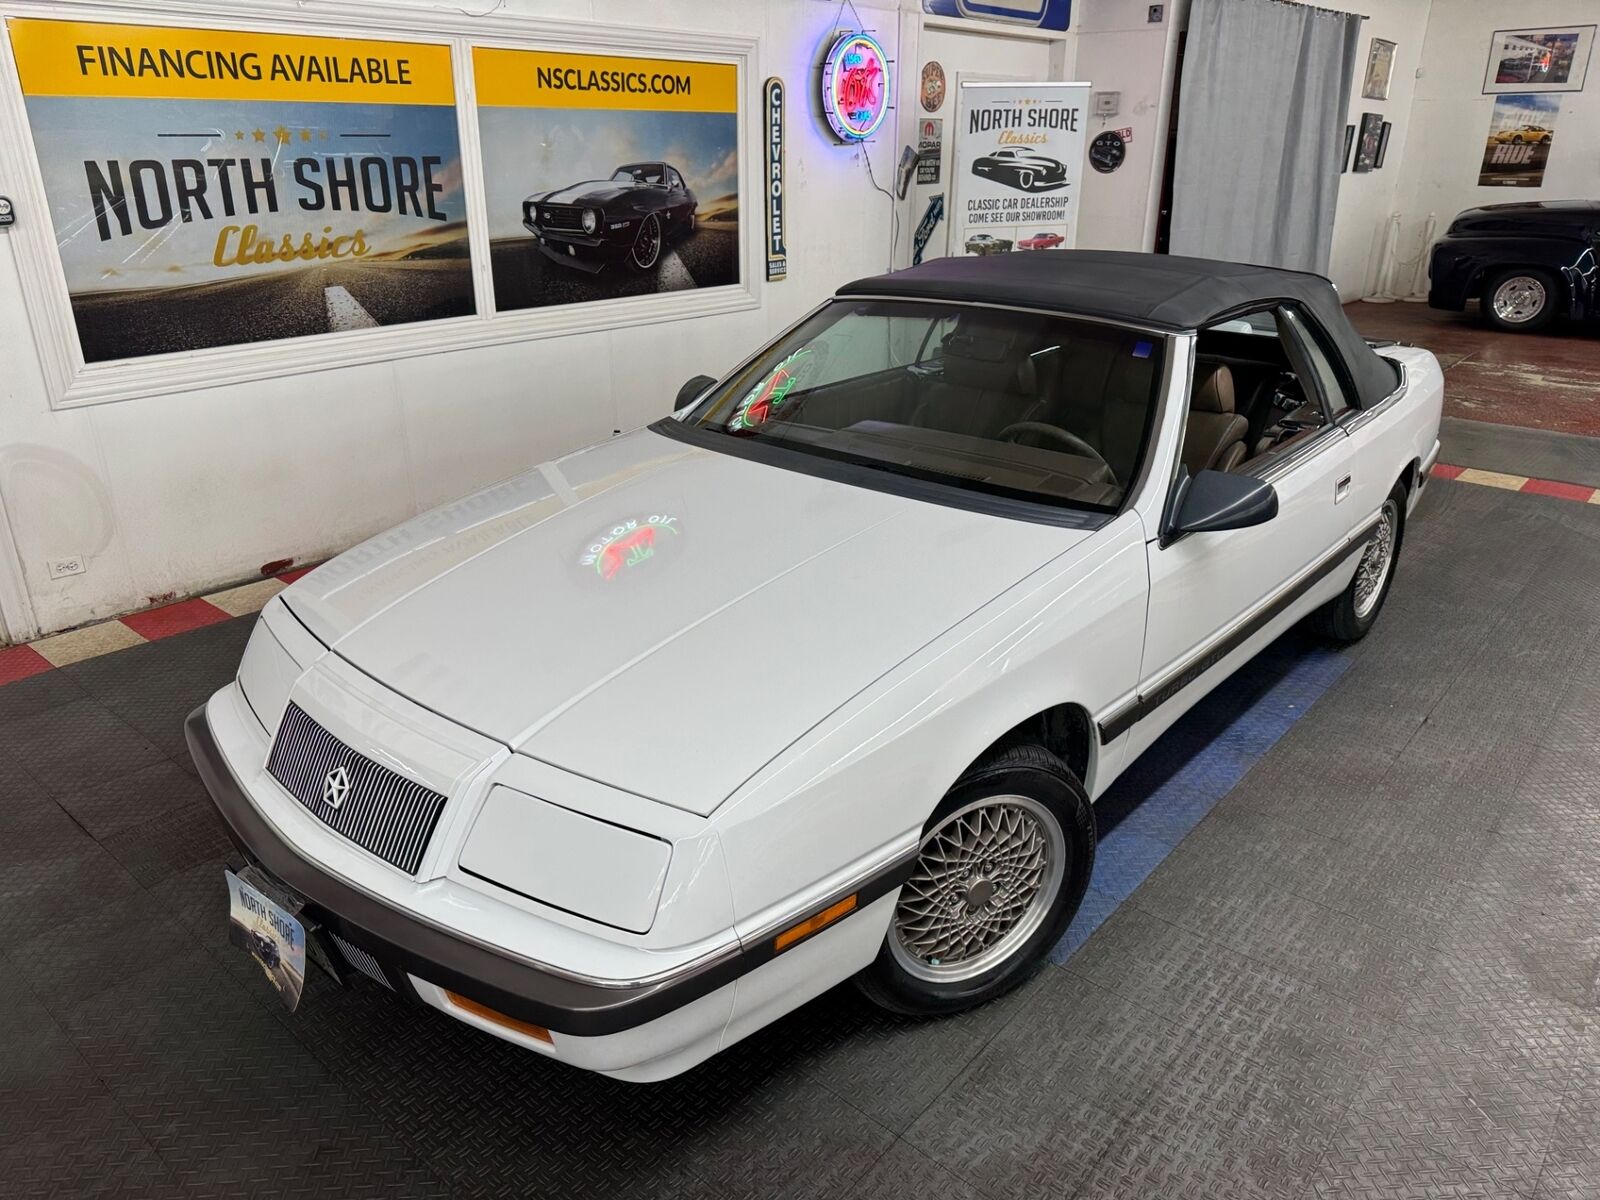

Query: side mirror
[1170,469,1278,536]
[675,374,716,412]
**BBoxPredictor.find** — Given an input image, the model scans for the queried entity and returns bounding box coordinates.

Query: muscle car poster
[951,81,1088,259]
[6,18,474,363]
[474,48,740,311]
[1478,94,1561,187]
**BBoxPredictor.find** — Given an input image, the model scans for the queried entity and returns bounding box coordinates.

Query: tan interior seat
[1182,363,1250,475]
[913,317,1058,438]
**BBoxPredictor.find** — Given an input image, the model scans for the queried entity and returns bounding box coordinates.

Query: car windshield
[612,165,664,185]
[682,300,1165,513]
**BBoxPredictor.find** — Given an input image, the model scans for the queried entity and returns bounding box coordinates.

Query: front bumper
[187,703,745,1038]
[186,697,911,1076]
[521,219,613,274]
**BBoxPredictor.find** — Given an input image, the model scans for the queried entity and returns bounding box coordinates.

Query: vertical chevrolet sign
[764,77,787,282]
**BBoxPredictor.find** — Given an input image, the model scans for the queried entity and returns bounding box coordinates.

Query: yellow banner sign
[7,18,454,105]
[474,47,736,113]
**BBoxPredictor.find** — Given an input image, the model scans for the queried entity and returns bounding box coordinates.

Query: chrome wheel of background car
[889,794,1066,984]
[631,214,662,270]
[1017,170,1034,190]
[1492,275,1547,324]
[1354,498,1398,620]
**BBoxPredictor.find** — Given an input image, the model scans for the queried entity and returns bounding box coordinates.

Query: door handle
[1335,475,1352,504]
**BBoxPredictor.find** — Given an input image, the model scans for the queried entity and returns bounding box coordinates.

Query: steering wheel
[997,422,1116,480]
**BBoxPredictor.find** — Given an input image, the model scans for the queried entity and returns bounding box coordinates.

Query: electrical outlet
[47,555,85,579]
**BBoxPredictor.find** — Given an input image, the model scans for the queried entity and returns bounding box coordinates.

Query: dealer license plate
[226,869,308,1011]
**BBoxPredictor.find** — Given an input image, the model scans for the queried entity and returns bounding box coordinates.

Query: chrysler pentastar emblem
[322,765,350,810]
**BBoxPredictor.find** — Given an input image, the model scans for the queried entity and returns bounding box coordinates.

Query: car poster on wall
[474,47,739,312]
[952,80,1089,258]
[5,18,474,363]
[1478,94,1561,187]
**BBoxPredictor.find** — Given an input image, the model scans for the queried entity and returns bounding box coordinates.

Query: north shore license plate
[226,869,308,1011]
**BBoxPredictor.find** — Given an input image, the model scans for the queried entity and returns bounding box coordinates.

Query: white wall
[1323,0,1432,299]
[0,0,912,638]
[1390,0,1600,284]
[1073,0,1186,252]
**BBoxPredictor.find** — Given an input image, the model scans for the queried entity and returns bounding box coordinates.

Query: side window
[1190,306,1334,474]
[1281,309,1355,417]
[668,168,685,191]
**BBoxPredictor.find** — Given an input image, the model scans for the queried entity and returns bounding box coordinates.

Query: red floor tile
[1431,463,1465,480]
[276,567,313,584]
[0,643,54,685]
[1520,477,1596,503]
[120,597,231,641]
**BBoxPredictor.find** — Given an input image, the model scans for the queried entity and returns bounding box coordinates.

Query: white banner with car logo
[951,80,1089,259]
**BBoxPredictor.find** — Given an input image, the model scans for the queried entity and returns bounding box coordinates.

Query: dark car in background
[1429,201,1598,332]
[971,148,1070,192]
[523,162,697,273]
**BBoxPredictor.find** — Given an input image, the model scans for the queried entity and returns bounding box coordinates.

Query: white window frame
[0,0,759,409]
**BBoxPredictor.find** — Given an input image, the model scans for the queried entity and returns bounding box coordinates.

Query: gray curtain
[1169,0,1361,274]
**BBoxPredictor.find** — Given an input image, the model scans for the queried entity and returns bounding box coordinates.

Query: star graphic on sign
[252,128,266,142]
[234,130,245,140]
[273,125,292,145]
[320,130,330,140]
[299,129,313,142]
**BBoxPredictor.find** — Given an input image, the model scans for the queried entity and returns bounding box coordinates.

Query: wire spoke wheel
[1354,498,1398,620]
[1492,275,1547,324]
[890,795,1066,983]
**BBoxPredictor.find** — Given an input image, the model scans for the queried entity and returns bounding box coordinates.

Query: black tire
[1311,480,1407,644]
[855,744,1095,1017]
[629,214,662,271]
[1482,267,1558,333]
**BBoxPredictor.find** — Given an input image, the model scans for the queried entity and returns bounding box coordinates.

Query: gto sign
[820,32,890,142]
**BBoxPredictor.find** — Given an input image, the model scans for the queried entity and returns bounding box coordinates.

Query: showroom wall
[1071,0,1184,253]
[1323,0,1432,299]
[1390,0,1600,277]
[0,0,934,639]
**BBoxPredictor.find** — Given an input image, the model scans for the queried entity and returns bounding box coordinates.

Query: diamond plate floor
[3,477,1599,1199]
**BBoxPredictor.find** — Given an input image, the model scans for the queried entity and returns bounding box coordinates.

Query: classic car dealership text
[1,0,1599,1196]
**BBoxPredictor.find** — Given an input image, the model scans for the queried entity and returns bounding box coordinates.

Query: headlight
[581,208,599,234]
[459,786,671,933]
[237,598,323,734]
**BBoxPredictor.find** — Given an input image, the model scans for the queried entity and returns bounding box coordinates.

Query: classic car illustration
[522,161,696,273]
[1429,200,1600,332]
[964,233,1013,255]
[1018,231,1065,250]
[250,929,281,970]
[1488,124,1553,145]
[190,250,1441,1082]
[971,147,1070,192]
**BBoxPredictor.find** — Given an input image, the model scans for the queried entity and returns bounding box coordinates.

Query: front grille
[267,703,447,875]
[539,203,584,231]
[329,931,394,990]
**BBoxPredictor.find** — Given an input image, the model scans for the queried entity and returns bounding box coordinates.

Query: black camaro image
[971,148,1070,192]
[251,929,281,970]
[522,162,698,274]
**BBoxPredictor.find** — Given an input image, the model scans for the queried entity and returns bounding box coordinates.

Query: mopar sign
[765,77,787,281]
[921,0,1071,30]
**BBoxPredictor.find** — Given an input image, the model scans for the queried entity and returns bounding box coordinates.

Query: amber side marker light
[774,894,857,953]
[444,990,553,1045]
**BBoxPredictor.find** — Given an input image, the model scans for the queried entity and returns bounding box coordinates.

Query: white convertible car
[190,251,1442,1081]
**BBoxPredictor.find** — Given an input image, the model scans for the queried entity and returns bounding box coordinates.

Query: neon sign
[821,32,890,142]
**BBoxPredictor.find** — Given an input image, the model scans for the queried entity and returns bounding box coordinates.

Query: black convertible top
[837,250,1400,409]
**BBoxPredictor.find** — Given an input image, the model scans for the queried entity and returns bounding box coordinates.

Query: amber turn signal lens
[774,894,857,953]
[444,990,553,1044]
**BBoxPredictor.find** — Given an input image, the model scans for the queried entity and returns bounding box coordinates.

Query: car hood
[538,180,640,206]
[283,428,1092,815]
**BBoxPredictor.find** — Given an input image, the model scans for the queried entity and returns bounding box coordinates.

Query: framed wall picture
[1362,38,1397,100]
[1353,112,1383,173]
[1482,26,1595,94]
[1341,124,1355,173]
[1374,121,1393,168]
